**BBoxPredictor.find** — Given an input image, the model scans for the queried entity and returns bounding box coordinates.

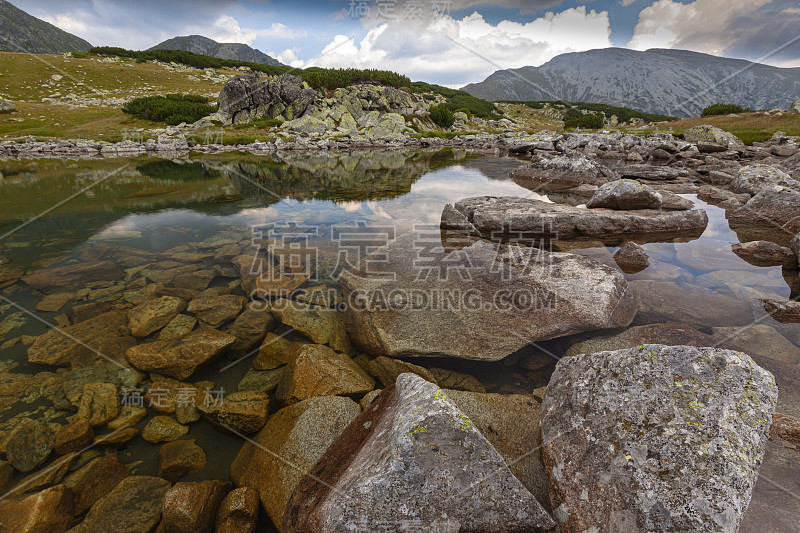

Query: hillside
[149,35,283,67]
[0,0,92,54]
[462,48,800,118]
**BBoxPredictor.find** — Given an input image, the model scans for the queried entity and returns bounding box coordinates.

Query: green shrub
[563,108,604,129]
[300,67,410,90]
[122,94,217,125]
[412,82,501,119]
[509,100,675,124]
[430,104,455,128]
[701,103,751,117]
[71,52,89,59]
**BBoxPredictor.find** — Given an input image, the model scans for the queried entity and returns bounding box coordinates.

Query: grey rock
[587,179,663,210]
[440,203,480,236]
[284,374,556,532]
[729,185,800,228]
[0,101,16,113]
[218,73,318,124]
[731,164,799,195]
[541,345,777,533]
[761,298,800,324]
[731,240,798,268]
[510,153,616,191]
[614,242,650,273]
[618,164,686,181]
[792,234,800,264]
[448,197,708,242]
[683,124,745,149]
[340,230,636,361]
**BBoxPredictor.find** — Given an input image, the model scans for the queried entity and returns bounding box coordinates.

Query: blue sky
[14,0,800,87]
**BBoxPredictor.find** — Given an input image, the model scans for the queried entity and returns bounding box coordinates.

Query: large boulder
[683,125,744,150]
[443,197,709,242]
[731,240,798,268]
[510,153,616,191]
[230,395,361,532]
[731,164,799,195]
[541,345,777,532]
[125,328,236,380]
[586,179,663,210]
[284,374,555,532]
[217,73,318,124]
[728,185,800,228]
[339,230,636,361]
[0,485,74,533]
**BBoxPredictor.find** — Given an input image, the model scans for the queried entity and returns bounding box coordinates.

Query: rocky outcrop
[445,197,708,242]
[218,73,318,125]
[510,153,616,191]
[340,230,636,361]
[586,179,663,210]
[541,345,776,532]
[683,125,745,150]
[284,374,556,532]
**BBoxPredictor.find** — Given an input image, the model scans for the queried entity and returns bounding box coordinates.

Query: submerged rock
[731,240,798,268]
[284,373,556,532]
[447,197,708,242]
[21,260,123,293]
[64,454,130,515]
[541,345,776,533]
[5,419,54,473]
[186,295,246,327]
[340,230,636,361]
[158,439,207,483]
[125,327,236,379]
[586,179,663,210]
[230,395,360,532]
[71,476,170,533]
[128,296,186,338]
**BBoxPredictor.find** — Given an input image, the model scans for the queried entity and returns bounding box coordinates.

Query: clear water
[0,149,797,529]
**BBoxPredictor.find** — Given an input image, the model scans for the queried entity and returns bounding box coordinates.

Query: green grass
[507,100,676,124]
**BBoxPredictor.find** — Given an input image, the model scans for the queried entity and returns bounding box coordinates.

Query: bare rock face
[587,179,663,210]
[218,73,318,125]
[21,260,123,293]
[339,230,636,361]
[446,196,708,242]
[284,373,556,532]
[510,152,616,191]
[541,345,777,533]
[683,125,745,150]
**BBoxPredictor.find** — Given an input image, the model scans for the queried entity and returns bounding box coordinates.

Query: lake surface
[0,149,797,530]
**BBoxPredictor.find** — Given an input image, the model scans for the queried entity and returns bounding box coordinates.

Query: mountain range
[462,48,800,117]
[0,0,92,54]
[149,35,283,66]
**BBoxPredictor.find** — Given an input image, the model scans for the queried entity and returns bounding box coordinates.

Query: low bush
[563,108,604,129]
[701,103,751,117]
[429,104,455,129]
[412,82,501,119]
[122,94,217,125]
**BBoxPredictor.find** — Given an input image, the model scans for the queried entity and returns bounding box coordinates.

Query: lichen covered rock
[541,344,777,533]
[587,179,663,210]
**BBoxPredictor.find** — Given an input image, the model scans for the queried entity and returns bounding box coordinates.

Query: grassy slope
[632,112,800,144]
[0,51,239,141]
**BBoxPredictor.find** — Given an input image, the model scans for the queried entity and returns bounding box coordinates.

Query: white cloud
[305,7,611,87]
[272,47,306,68]
[40,14,88,34]
[207,15,307,45]
[628,0,770,55]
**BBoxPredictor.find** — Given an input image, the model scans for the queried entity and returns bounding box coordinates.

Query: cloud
[207,15,307,44]
[272,47,306,67]
[39,14,87,34]
[306,7,612,87]
[628,0,800,65]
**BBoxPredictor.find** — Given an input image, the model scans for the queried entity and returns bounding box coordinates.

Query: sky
[12,0,800,87]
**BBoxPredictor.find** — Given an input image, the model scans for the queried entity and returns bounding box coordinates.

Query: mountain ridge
[462,48,800,117]
[149,35,283,67]
[0,0,92,54]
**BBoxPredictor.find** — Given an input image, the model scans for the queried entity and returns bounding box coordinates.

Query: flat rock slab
[541,345,777,533]
[22,260,123,293]
[447,196,708,242]
[284,373,556,532]
[339,230,636,361]
[125,327,236,380]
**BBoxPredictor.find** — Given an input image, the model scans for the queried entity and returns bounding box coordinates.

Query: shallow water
[0,149,798,529]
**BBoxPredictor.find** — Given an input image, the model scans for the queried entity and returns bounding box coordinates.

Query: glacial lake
[0,149,797,531]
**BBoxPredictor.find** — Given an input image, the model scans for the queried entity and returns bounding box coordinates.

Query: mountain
[0,0,92,54]
[149,35,284,66]
[462,48,800,118]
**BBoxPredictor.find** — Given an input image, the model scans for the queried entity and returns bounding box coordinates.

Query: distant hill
[462,48,800,118]
[149,35,283,67]
[0,0,92,54]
